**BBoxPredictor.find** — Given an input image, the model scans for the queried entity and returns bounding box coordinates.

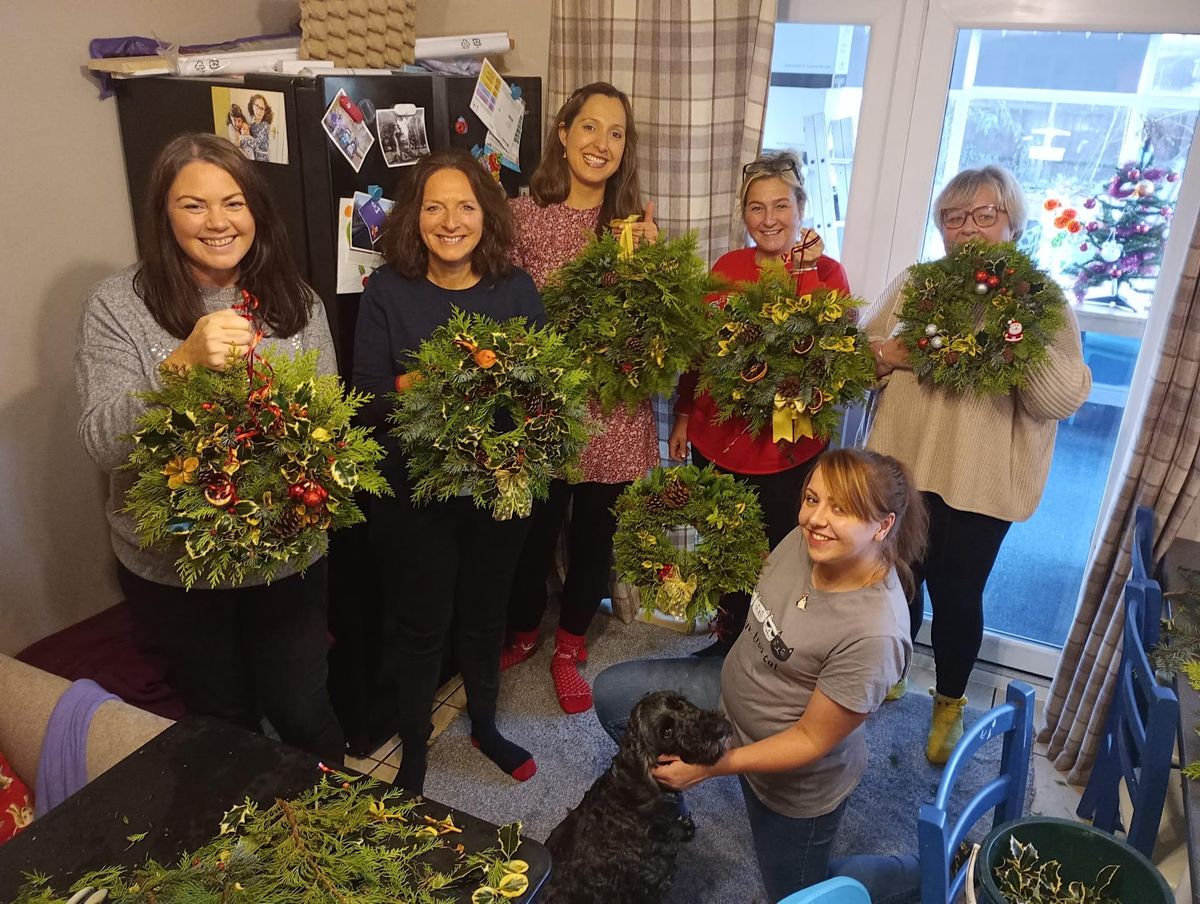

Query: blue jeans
[594,658,918,902]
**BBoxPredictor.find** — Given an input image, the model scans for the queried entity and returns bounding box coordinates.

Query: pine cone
[601,270,620,288]
[741,323,763,345]
[777,376,803,398]
[625,334,645,353]
[645,493,667,513]
[197,464,222,488]
[279,504,307,537]
[661,479,691,509]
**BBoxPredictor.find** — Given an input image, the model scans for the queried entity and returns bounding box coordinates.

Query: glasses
[941,204,1006,230]
[743,157,801,181]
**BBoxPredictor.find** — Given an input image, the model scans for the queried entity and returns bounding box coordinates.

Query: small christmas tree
[1061,134,1179,310]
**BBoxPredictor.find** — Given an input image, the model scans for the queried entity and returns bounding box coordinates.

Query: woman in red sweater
[669,151,850,656]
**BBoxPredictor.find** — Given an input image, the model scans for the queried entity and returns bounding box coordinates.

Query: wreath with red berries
[123,347,389,589]
[897,239,1067,395]
[612,465,768,622]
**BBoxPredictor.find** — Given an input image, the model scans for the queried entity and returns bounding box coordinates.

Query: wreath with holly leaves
[123,348,390,590]
[389,309,591,521]
[897,238,1067,395]
[540,230,721,413]
[697,263,876,445]
[612,465,768,622]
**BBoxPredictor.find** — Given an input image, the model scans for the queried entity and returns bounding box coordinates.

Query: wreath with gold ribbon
[697,263,876,444]
[540,228,721,412]
[613,465,768,622]
[124,310,389,589]
[898,238,1067,395]
[390,309,591,521]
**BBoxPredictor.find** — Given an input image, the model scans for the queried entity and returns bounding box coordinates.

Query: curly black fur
[541,690,731,903]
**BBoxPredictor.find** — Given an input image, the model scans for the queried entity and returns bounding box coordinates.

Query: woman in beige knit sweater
[863,165,1091,764]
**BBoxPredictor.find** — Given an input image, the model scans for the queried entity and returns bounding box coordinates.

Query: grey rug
[420,612,1033,903]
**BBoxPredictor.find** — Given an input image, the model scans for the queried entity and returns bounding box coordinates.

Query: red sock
[551,627,592,714]
[470,730,536,782]
[500,630,540,671]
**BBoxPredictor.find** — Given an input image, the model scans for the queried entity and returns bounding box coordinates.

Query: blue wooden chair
[775,876,871,904]
[916,680,1036,904]
[1131,505,1162,647]
[1076,577,1179,858]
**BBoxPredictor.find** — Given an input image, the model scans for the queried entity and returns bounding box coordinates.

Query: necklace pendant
[796,593,808,610]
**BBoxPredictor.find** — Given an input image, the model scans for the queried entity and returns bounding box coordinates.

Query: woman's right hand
[394,371,424,393]
[668,415,690,461]
[162,309,256,372]
[871,337,911,378]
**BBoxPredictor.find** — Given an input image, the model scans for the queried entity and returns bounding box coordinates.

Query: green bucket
[977,817,1173,904]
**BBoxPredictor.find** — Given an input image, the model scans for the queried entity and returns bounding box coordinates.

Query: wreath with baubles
[897,239,1067,395]
[697,262,876,445]
[540,228,721,412]
[613,465,768,622]
[124,341,389,590]
[389,309,591,521]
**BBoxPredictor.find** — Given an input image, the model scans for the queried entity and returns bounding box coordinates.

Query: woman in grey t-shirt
[593,448,927,901]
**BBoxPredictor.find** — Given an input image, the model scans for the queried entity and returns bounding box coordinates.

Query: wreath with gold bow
[540,228,721,412]
[613,465,768,622]
[898,239,1067,395]
[697,263,876,444]
[389,309,591,521]
[123,346,390,589]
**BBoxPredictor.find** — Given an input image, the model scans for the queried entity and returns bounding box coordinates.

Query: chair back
[917,680,1035,904]
[775,876,871,904]
[1131,506,1162,647]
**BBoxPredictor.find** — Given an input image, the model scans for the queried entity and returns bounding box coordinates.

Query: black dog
[541,691,731,903]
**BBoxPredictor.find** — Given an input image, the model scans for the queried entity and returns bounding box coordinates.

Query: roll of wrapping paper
[413,32,512,60]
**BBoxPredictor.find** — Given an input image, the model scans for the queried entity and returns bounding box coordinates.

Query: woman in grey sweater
[74,133,342,760]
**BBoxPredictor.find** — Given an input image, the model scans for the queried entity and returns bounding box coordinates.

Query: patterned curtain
[548,0,775,263]
[1040,214,1200,781]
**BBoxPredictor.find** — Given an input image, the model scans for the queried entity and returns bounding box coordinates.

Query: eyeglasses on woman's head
[743,157,801,180]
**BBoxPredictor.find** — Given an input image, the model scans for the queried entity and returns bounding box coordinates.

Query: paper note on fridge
[470,58,521,158]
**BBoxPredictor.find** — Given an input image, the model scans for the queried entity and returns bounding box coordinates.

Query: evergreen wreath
[540,230,721,412]
[389,309,591,521]
[697,263,876,445]
[123,344,389,590]
[13,769,531,904]
[897,238,1067,395]
[613,465,768,622]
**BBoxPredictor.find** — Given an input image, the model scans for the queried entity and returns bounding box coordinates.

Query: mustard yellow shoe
[884,676,908,702]
[926,688,968,765]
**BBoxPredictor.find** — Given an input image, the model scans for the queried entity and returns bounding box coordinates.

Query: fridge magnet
[376,104,431,168]
[351,190,394,253]
[210,86,289,164]
[321,89,374,173]
[337,198,383,293]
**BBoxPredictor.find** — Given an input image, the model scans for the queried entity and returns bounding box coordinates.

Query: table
[0,718,550,902]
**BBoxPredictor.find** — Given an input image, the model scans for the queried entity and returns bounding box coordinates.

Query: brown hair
[378,149,514,281]
[529,82,644,236]
[805,448,929,599]
[247,93,274,125]
[133,132,311,340]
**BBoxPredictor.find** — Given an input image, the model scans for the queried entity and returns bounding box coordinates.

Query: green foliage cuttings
[993,835,1120,904]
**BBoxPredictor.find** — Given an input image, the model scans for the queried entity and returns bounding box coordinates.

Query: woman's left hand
[611,200,659,246]
[652,753,721,791]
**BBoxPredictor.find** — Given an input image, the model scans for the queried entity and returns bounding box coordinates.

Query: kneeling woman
[593,448,926,900]
[353,150,544,793]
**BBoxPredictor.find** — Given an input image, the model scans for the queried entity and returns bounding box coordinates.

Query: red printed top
[510,196,659,484]
[675,247,851,475]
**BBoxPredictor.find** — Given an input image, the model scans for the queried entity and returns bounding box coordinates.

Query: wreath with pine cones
[540,230,721,412]
[697,263,876,444]
[612,465,768,621]
[389,309,592,521]
[897,238,1067,395]
[123,347,390,589]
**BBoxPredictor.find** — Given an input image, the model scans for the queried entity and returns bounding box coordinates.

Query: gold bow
[819,336,856,353]
[493,469,533,521]
[816,301,844,323]
[657,570,700,617]
[948,334,981,356]
[611,214,641,260]
[773,393,815,444]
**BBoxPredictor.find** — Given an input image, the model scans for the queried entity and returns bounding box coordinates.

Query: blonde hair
[739,150,807,215]
[935,165,1027,241]
[805,448,928,599]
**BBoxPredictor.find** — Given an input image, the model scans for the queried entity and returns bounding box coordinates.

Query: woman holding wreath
[75,133,342,760]
[863,165,1091,763]
[353,149,543,793]
[499,82,660,714]
[668,151,851,657]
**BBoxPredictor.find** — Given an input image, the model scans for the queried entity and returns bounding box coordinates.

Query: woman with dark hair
[75,132,342,760]
[353,149,544,794]
[500,82,660,715]
[246,93,274,163]
[226,104,254,160]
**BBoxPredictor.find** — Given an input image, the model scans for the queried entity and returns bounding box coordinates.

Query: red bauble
[917,337,930,349]
[302,489,324,508]
[288,483,306,501]
[987,275,1001,287]
[974,269,989,281]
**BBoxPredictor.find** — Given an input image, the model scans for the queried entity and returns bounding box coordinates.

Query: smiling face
[419,167,483,274]
[558,93,628,198]
[743,176,802,258]
[799,464,888,572]
[939,185,1014,249]
[249,97,267,122]
[167,160,256,288]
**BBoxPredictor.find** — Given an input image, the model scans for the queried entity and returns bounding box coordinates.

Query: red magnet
[338,94,364,123]
[455,116,468,135]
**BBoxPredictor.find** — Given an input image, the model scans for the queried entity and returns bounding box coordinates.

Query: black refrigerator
[112,72,543,755]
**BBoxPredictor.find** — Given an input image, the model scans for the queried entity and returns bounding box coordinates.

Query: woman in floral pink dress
[501,82,659,713]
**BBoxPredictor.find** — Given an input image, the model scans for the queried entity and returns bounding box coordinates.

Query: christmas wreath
[389,309,591,521]
[697,263,876,444]
[123,314,389,590]
[897,238,1067,395]
[613,465,768,622]
[540,227,721,412]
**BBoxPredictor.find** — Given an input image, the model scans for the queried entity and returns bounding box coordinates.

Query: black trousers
[691,447,814,630]
[507,479,626,637]
[368,489,531,784]
[119,559,344,761]
[910,492,1012,699]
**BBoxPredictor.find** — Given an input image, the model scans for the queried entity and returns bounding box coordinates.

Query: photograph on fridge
[376,104,430,168]
[320,89,374,173]
[209,86,288,164]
